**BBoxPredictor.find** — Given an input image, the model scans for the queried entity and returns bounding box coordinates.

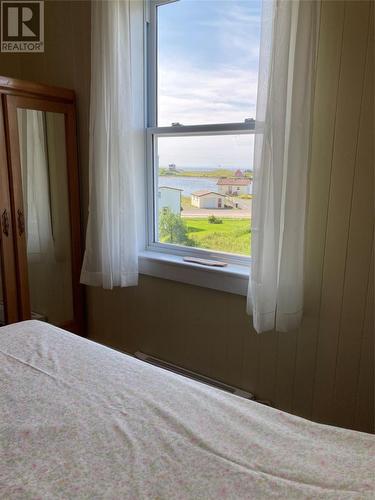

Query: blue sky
[158,0,261,125]
[157,0,261,168]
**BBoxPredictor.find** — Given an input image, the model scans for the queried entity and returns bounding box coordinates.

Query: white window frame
[142,0,257,292]
[146,122,255,267]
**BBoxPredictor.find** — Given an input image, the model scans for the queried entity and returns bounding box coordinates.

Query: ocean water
[158,176,220,196]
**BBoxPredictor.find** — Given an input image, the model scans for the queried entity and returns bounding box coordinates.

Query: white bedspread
[1,321,374,499]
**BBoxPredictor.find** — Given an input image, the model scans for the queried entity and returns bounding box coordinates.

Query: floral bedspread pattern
[1,320,374,499]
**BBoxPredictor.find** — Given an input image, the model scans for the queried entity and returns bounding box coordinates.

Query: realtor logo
[1,1,44,52]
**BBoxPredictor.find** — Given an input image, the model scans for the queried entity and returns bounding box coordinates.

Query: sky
[157,0,261,168]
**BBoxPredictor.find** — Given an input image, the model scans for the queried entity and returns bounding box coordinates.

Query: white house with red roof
[216,177,251,196]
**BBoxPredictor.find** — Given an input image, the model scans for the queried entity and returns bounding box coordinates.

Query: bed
[1,321,374,499]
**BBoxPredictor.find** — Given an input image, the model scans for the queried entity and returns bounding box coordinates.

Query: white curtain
[18,109,55,262]
[247,0,320,333]
[80,0,138,289]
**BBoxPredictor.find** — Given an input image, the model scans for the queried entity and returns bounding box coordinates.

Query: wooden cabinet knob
[1,208,9,236]
[17,209,25,236]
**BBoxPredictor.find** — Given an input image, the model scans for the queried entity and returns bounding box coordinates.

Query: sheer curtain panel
[80,0,139,289]
[18,109,55,262]
[247,0,320,333]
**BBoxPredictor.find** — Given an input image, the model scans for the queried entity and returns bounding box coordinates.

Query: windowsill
[138,250,249,296]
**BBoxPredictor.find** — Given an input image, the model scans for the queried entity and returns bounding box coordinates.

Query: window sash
[146,0,255,266]
[146,123,255,266]
[148,121,255,136]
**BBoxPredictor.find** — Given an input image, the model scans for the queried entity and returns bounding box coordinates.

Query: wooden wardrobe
[0,76,84,334]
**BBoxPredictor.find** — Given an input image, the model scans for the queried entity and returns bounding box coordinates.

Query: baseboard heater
[135,351,254,400]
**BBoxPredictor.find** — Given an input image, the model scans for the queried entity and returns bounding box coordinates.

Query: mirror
[17,109,74,326]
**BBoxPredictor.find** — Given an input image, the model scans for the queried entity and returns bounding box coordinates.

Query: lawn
[184,217,251,256]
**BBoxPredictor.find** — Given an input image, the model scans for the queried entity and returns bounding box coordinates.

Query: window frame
[145,0,254,268]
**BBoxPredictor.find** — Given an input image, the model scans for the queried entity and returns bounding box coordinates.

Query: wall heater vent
[135,351,254,400]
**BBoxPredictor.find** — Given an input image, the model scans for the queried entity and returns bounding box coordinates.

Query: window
[146,0,261,264]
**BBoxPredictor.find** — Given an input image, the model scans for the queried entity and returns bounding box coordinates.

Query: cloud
[199,2,261,62]
[155,0,261,168]
[158,62,258,126]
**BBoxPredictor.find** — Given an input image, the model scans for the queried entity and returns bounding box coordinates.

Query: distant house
[234,169,244,177]
[217,177,251,196]
[168,163,177,172]
[158,186,182,215]
[191,190,225,209]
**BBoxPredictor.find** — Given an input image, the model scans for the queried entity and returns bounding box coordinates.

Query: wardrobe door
[0,98,19,325]
[5,95,84,334]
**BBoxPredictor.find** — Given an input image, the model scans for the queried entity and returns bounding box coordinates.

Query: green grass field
[184,217,251,256]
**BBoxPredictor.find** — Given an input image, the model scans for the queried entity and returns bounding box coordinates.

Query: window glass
[155,134,253,256]
[157,0,261,125]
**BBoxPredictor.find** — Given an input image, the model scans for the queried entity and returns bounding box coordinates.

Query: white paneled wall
[88,0,374,433]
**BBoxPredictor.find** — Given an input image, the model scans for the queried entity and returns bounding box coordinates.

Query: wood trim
[61,320,82,335]
[8,97,71,114]
[0,76,75,103]
[65,105,85,335]
[0,98,19,323]
[3,95,31,320]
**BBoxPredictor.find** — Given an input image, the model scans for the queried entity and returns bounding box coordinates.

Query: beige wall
[1,0,373,433]
[0,0,91,212]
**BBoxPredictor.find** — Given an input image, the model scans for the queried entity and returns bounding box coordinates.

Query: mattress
[1,320,374,499]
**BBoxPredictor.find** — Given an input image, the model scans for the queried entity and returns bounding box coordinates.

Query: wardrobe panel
[4,92,84,334]
[0,98,18,325]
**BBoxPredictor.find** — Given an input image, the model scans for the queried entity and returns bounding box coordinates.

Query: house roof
[216,178,251,186]
[191,190,223,197]
[159,186,183,191]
